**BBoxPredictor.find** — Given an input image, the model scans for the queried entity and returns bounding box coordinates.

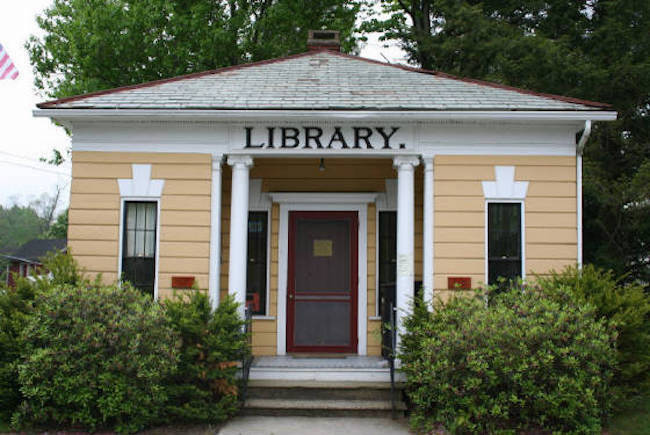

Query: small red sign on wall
[171,276,195,289]
[448,277,471,290]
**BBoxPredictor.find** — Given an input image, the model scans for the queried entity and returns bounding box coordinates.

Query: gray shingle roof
[38,50,609,111]
[1,239,67,263]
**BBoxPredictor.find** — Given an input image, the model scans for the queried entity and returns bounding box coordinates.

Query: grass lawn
[606,393,650,435]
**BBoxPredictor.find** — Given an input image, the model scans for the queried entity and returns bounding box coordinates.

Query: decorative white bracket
[482,166,528,200]
[118,164,164,197]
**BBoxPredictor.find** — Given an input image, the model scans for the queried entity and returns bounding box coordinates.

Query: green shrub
[401,284,617,434]
[536,265,650,397]
[163,291,248,424]
[13,283,180,434]
[0,280,36,421]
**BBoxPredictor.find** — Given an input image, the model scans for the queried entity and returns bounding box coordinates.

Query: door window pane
[488,203,522,287]
[122,201,157,296]
[247,211,268,315]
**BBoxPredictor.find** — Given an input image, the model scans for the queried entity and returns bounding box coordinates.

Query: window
[378,211,396,316]
[122,201,157,296]
[247,211,268,315]
[488,202,522,287]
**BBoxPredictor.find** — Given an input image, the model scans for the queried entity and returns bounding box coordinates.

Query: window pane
[246,211,267,315]
[488,203,522,286]
[123,201,157,296]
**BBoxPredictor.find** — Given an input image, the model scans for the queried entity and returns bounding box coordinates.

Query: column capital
[227,155,254,168]
[393,155,420,170]
[422,156,434,171]
[211,154,223,171]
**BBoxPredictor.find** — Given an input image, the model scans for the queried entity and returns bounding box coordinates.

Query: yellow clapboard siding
[68,225,119,241]
[526,259,576,274]
[435,258,484,275]
[435,211,484,227]
[164,180,211,195]
[160,226,211,242]
[527,227,577,244]
[151,164,211,180]
[162,195,211,211]
[161,210,211,226]
[527,182,576,197]
[435,196,484,211]
[72,151,210,164]
[435,227,484,243]
[158,257,209,274]
[69,194,120,210]
[435,242,484,259]
[435,181,483,197]
[76,255,118,273]
[435,165,496,181]
[435,155,574,166]
[526,212,576,228]
[527,243,577,259]
[252,332,277,347]
[69,209,120,225]
[72,163,132,179]
[517,166,576,182]
[251,348,276,358]
[252,319,277,333]
[526,197,576,213]
[68,240,118,257]
[159,241,210,258]
[71,179,119,194]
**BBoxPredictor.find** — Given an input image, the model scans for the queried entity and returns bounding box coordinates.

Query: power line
[0,159,71,177]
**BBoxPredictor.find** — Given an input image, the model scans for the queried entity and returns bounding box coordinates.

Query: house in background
[34,31,616,414]
[2,238,67,287]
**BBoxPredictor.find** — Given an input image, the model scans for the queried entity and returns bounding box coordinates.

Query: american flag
[0,43,19,80]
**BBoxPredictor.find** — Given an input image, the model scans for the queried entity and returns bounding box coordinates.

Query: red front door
[287,211,358,353]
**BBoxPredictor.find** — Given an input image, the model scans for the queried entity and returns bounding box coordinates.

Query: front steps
[243,356,407,418]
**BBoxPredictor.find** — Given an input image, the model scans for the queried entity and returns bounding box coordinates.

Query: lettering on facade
[244,126,406,150]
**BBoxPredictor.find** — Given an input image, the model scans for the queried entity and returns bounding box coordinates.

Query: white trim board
[272,192,377,356]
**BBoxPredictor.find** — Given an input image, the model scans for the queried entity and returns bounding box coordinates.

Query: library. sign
[243,126,407,150]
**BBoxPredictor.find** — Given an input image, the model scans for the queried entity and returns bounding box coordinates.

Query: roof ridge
[323,50,611,109]
[37,48,611,110]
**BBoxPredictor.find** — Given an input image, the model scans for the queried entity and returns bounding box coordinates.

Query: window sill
[368,316,382,321]
[252,315,276,320]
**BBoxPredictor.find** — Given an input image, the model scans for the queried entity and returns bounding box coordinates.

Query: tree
[0,206,46,251]
[27,0,362,100]
[365,0,650,285]
[46,209,68,240]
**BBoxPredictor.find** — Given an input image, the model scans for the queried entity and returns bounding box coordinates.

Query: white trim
[117,198,162,300]
[35,108,618,122]
[482,166,529,200]
[422,157,434,308]
[484,200,526,285]
[270,192,378,204]
[276,194,372,356]
[208,156,223,309]
[117,164,164,198]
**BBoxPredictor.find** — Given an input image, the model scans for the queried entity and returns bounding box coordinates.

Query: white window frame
[484,199,526,285]
[118,198,162,300]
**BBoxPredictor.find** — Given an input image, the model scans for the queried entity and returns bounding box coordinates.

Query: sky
[0,2,407,214]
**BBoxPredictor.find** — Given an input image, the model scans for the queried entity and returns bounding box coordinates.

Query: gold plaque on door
[313,239,333,257]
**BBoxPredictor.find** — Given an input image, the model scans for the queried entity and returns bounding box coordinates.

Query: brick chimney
[307,30,341,52]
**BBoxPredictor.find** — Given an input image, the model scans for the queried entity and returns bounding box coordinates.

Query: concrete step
[243,398,407,418]
[247,386,395,401]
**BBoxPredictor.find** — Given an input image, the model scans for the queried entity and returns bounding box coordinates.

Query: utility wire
[0,159,71,177]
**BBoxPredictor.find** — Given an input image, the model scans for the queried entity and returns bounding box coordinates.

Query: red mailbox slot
[448,277,471,290]
[171,276,195,289]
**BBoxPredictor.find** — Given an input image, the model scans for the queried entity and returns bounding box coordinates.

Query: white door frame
[270,192,377,356]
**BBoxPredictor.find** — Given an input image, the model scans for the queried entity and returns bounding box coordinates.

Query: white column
[422,157,434,309]
[393,156,420,353]
[227,155,253,318]
[208,155,222,309]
